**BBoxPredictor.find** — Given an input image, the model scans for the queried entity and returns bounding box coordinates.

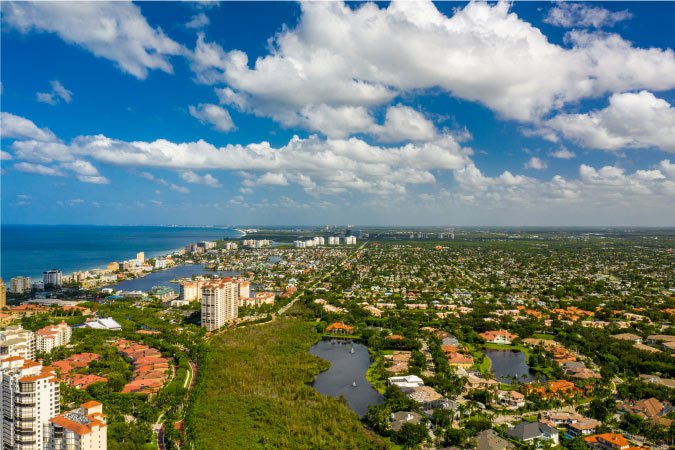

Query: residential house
[505,422,559,445]
[390,411,424,432]
[480,330,518,345]
[475,429,514,450]
[325,322,354,334]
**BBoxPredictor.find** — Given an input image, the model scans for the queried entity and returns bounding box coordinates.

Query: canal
[104,263,240,293]
[483,348,545,384]
[309,339,384,417]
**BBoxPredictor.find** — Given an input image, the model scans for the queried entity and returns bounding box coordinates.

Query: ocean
[0,225,243,281]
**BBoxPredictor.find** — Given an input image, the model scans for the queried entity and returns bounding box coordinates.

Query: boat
[350,347,354,354]
[352,381,356,387]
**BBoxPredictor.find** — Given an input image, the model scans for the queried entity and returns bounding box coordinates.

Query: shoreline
[3,227,246,283]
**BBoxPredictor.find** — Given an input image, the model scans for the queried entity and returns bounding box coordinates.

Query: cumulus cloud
[180,170,221,187]
[1,112,57,141]
[524,157,548,170]
[543,91,675,152]
[36,80,72,105]
[1,151,12,160]
[451,160,675,212]
[170,184,190,193]
[3,1,186,79]
[8,117,471,195]
[549,148,576,159]
[189,103,235,132]
[544,3,632,28]
[191,0,675,130]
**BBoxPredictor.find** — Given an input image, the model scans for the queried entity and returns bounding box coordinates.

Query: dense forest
[185,318,387,449]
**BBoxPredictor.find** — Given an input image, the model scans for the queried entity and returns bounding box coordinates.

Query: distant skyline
[2,1,675,226]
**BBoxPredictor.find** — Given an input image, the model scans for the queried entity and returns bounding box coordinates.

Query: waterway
[1,225,242,280]
[309,339,384,417]
[483,348,545,384]
[105,264,240,293]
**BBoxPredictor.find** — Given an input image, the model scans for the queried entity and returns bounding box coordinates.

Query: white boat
[352,381,357,387]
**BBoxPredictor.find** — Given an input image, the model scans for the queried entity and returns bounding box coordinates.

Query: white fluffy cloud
[524,157,547,170]
[549,148,576,159]
[1,112,57,141]
[188,103,235,132]
[186,13,209,29]
[543,91,675,152]
[13,162,66,177]
[3,1,185,79]
[544,3,632,28]
[37,80,72,105]
[180,170,221,187]
[9,121,471,195]
[191,0,675,130]
[452,160,675,212]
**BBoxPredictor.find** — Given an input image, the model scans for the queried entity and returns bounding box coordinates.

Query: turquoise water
[1,225,242,280]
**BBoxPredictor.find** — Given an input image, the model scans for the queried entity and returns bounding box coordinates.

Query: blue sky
[2,1,675,226]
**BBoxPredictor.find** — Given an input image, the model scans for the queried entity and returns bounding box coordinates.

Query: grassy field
[185,318,387,450]
[532,333,556,340]
[365,361,387,395]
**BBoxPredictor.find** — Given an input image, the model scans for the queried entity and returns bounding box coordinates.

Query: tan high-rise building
[45,401,107,450]
[136,252,145,263]
[0,279,5,309]
[180,281,203,301]
[107,262,119,272]
[9,276,31,295]
[201,278,238,332]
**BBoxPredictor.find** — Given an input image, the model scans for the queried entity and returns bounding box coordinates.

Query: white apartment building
[345,236,357,245]
[293,240,306,248]
[10,277,32,294]
[328,236,340,245]
[43,270,62,287]
[180,281,202,301]
[224,243,238,250]
[201,278,238,331]
[36,323,72,353]
[45,401,107,450]
[0,326,36,361]
[0,357,60,450]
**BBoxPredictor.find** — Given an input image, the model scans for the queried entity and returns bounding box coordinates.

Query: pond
[309,339,384,417]
[483,348,546,384]
[104,264,240,293]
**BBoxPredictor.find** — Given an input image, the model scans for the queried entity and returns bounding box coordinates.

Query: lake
[105,264,240,293]
[309,339,384,416]
[483,348,545,384]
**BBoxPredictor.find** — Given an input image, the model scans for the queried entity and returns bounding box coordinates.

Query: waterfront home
[480,330,518,345]
[324,322,354,334]
[446,352,474,369]
[388,375,424,388]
